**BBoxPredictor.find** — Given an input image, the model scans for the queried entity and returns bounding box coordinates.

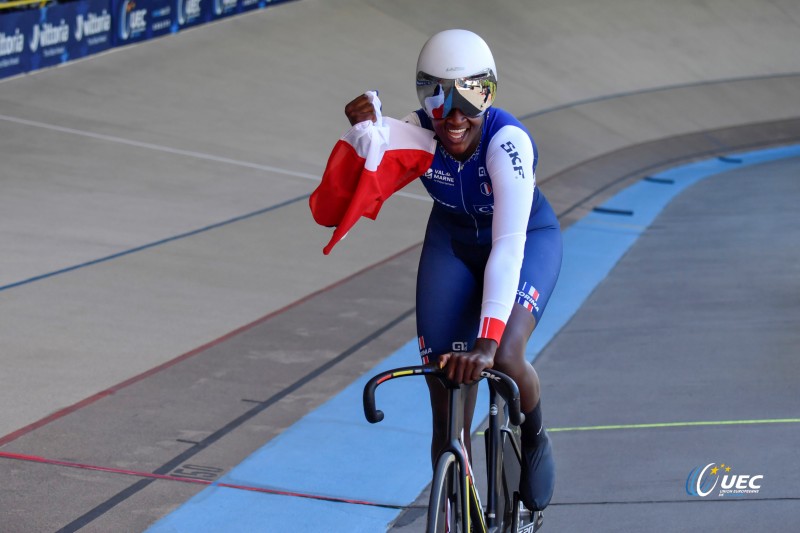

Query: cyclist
[344,29,561,512]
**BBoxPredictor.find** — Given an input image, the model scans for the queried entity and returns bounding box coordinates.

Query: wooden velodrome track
[1,0,799,531]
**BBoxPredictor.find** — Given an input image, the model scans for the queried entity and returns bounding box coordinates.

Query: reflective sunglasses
[416,69,497,119]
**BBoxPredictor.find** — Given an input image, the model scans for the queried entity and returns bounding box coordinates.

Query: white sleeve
[478,125,536,342]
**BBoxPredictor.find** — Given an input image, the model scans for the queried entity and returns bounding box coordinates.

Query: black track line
[54,307,415,532]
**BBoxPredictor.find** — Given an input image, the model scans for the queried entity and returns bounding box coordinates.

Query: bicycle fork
[448,383,488,533]
[458,436,487,533]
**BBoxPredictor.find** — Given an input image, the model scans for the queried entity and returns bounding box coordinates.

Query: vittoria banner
[0,8,36,78]
[1,0,112,78]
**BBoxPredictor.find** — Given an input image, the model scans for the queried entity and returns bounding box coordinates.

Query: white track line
[0,113,321,181]
[0,113,432,202]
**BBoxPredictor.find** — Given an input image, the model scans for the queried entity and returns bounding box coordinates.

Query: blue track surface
[146,144,800,532]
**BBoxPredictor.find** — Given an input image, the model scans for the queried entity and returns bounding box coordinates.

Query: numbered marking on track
[170,464,224,481]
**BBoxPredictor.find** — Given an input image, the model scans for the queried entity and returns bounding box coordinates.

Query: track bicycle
[363,365,544,532]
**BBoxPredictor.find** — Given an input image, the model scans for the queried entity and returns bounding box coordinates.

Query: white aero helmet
[416,29,497,119]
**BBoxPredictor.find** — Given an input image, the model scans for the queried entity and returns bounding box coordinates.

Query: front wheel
[427,452,466,533]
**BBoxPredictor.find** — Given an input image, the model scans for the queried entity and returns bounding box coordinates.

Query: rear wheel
[427,452,466,533]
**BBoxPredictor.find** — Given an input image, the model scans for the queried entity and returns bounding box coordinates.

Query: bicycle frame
[487,382,541,532]
[485,379,508,529]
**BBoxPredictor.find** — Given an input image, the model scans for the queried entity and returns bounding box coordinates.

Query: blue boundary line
[145,145,800,532]
[0,194,310,293]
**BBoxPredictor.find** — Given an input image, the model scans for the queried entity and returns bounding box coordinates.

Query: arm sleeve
[478,125,537,343]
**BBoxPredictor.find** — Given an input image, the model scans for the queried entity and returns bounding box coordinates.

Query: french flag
[529,286,540,301]
[310,92,436,254]
[520,283,539,312]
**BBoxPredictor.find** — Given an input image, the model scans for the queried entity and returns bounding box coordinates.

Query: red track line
[0,451,402,509]
[0,243,421,447]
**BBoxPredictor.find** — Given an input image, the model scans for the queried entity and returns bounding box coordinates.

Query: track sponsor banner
[111,0,224,44]
[210,0,241,20]
[73,0,114,57]
[0,0,293,79]
[0,8,35,78]
[0,0,112,79]
[111,0,175,45]
[173,0,212,29]
[210,0,268,20]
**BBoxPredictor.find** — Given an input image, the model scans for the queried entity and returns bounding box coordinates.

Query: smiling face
[432,109,484,161]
